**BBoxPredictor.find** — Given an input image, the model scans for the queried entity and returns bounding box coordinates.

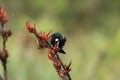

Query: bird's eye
[55,38,59,42]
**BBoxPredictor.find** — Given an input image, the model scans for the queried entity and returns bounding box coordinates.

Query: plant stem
[3,62,7,80]
[55,53,72,80]
[47,40,72,80]
[1,24,8,80]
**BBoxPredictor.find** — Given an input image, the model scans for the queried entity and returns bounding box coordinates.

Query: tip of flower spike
[45,30,52,40]
[26,21,31,30]
[26,21,37,33]
[38,31,51,41]
[0,7,4,14]
[0,7,9,24]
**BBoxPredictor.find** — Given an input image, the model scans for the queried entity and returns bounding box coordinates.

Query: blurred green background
[0,0,120,80]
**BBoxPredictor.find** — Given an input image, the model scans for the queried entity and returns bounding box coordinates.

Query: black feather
[50,32,66,54]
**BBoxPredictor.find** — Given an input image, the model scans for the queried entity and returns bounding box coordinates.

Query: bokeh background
[0,0,120,80]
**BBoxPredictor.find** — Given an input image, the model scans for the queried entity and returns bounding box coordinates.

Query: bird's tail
[59,48,66,54]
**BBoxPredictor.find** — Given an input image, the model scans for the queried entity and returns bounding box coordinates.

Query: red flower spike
[38,31,51,48]
[45,30,51,40]
[25,20,72,79]
[39,31,51,40]
[0,7,9,24]
[26,21,37,33]
[0,7,4,15]
[26,21,31,31]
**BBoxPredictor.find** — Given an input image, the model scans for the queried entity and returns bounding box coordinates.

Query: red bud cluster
[39,31,51,41]
[26,21,51,48]
[26,21,36,33]
[0,7,9,25]
[37,31,51,48]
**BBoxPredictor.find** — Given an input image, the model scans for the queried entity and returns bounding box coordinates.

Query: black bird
[50,32,66,54]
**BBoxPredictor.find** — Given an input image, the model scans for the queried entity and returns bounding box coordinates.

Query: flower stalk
[26,21,72,80]
[0,7,12,80]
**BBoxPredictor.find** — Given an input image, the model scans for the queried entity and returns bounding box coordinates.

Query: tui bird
[50,32,66,54]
